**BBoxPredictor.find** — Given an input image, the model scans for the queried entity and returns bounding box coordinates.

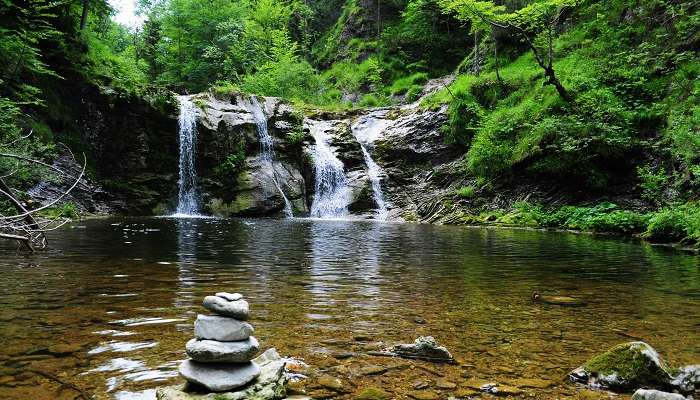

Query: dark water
[0,217,698,399]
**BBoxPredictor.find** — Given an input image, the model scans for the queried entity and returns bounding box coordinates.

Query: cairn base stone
[178,360,260,392]
[186,337,260,363]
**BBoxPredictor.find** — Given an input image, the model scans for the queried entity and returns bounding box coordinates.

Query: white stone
[216,292,243,301]
[194,315,253,342]
[202,296,249,320]
[186,337,259,363]
[631,389,687,400]
[178,360,259,392]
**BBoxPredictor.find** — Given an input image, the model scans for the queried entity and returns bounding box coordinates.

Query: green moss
[356,387,391,400]
[582,342,674,389]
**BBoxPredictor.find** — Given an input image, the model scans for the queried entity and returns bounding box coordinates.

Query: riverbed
[0,217,698,399]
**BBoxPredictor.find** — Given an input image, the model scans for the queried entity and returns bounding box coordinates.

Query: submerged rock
[672,365,700,393]
[178,360,260,392]
[631,389,687,400]
[186,337,260,363]
[159,348,287,399]
[532,291,586,306]
[389,336,453,363]
[202,296,250,320]
[569,341,674,391]
[194,315,254,342]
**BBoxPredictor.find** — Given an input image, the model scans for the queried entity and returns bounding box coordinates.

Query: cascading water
[351,112,392,220]
[173,96,201,217]
[308,120,351,218]
[248,97,294,217]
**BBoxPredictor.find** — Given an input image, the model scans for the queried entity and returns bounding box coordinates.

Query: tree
[439,0,578,101]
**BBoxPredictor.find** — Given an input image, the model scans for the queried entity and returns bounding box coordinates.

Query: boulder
[178,360,260,392]
[194,315,254,342]
[389,336,453,363]
[569,342,675,391]
[186,337,260,363]
[202,296,250,320]
[631,389,687,400]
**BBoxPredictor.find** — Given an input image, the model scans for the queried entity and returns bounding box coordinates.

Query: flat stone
[507,378,554,389]
[355,387,391,400]
[316,375,346,392]
[435,378,456,389]
[357,365,388,376]
[203,296,250,320]
[194,315,254,342]
[216,292,243,301]
[632,389,688,400]
[178,360,260,392]
[407,390,440,400]
[389,336,453,363]
[186,337,259,363]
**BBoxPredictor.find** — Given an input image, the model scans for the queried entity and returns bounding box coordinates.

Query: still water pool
[0,217,698,399]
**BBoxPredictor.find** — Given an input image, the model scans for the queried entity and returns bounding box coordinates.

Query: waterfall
[173,96,201,217]
[351,113,391,220]
[248,97,294,217]
[308,120,351,219]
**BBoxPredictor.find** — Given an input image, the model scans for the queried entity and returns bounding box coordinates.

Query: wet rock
[532,292,586,306]
[178,360,260,392]
[631,389,687,400]
[47,344,82,356]
[389,336,454,363]
[356,365,388,376]
[407,390,440,400]
[569,341,674,391]
[216,292,243,302]
[186,337,259,363]
[356,387,391,400]
[435,378,456,389]
[202,296,250,320]
[412,380,431,390]
[479,383,523,396]
[194,315,254,342]
[672,365,699,393]
[315,375,347,392]
[507,378,554,389]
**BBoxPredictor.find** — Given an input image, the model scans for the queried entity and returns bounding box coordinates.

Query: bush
[644,203,700,244]
[454,186,475,198]
[637,164,668,204]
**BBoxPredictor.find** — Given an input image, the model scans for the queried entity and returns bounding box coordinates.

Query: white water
[308,120,351,218]
[248,97,294,217]
[351,112,392,220]
[173,96,201,217]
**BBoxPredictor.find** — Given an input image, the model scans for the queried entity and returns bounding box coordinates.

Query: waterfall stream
[248,97,294,217]
[308,120,351,218]
[173,96,201,217]
[351,112,391,220]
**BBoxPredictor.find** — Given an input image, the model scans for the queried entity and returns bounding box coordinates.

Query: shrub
[637,164,668,204]
[454,186,475,198]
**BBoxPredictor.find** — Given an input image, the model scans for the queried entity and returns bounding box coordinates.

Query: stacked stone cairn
[179,292,261,392]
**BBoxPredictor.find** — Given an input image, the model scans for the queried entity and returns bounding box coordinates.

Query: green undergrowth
[455,201,700,247]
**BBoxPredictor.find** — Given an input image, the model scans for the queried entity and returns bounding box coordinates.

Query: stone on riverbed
[671,365,700,393]
[158,348,287,400]
[569,341,674,391]
[178,360,260,392]
[631,389,687,400]
[202,296,250,320]
[186,337,259,363]
[194,315,254,342]
[389,336,453,362]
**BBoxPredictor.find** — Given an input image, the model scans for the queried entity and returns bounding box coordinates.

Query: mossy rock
[569,342,675,391]
[355,387,391,400]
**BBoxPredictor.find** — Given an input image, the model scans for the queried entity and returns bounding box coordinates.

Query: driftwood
[0,133,85,252]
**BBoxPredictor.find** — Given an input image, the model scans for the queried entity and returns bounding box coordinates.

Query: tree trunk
[544,66,571,102]
[80,0,89,31]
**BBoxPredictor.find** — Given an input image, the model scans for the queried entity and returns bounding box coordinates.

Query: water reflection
[0,218,698,399]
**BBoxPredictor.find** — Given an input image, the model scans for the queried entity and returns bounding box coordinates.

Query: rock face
[186,337,260,363]
[631,389,687,400]
[389,336,454,363]
[194,315,254,342]
[569,342,675,391]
